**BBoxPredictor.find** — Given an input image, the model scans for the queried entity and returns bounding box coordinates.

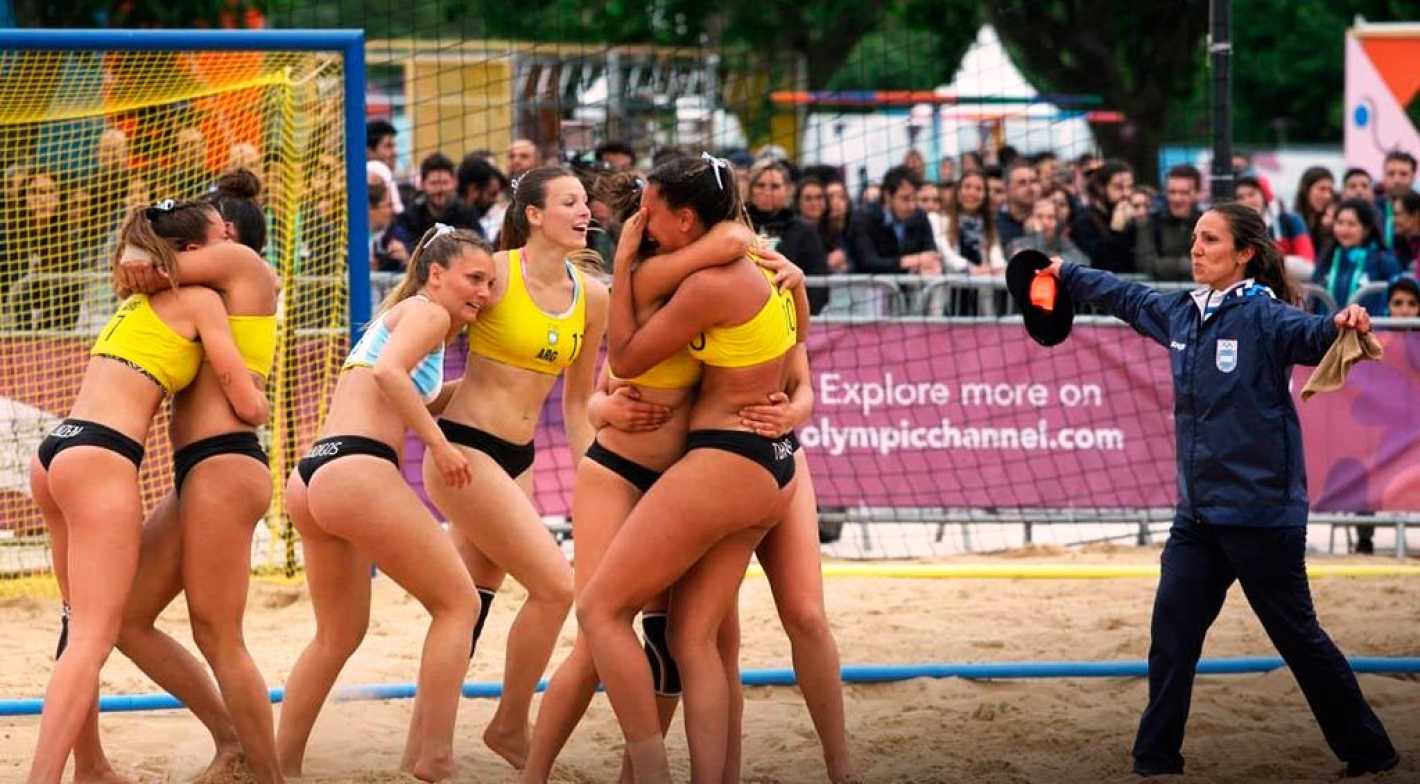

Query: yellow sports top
[687,268,796,368]
[467,248,588,375]
[91,294,203,394]
[614,347,702,390]
[229,315,277,379]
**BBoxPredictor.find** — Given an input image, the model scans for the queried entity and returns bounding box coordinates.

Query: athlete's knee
[530,568,575,612]
[668,617,717,666]
[574,591,617,632]
[113,613,158,655]
[313,616,367,659]
[189,612,246,664]
[778,599,832,645]
[640,612,682,697]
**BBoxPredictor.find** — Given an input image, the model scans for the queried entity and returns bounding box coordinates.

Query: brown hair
[946,171,999,254]
[646,153,750,231]
[595,170,644,223]
[111,199,217,294]
[378,224,493,314]
[205,168,265,253]
[498,165,578,251]
[1208,201,1297,305]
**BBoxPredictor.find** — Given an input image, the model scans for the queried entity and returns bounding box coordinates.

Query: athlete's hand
[116,245,169,294]
[754,247,805,290]
[1044,256,1064,278]
[615,207,648,272]
[739,391,796,438]
[1334,303,1371,334]
[600,386,672,432]
[431,441,473,488]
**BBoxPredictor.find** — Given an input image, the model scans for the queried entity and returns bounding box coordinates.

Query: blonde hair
[111,199,216,294]
[377,224,493,314]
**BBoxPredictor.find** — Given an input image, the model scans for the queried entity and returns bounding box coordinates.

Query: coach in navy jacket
[1044,202,1398,778]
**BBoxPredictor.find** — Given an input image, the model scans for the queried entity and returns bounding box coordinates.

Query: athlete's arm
[371,301,471,488]
[752,246,807,291]
[563,278,609,463]
[123,242,276,296]
[631,219,755,303]
[1048,259,1171,348]
[185,287,269,426]
[588,364,673,432]
[610,269,723,380]
[739,344,813,437]
[426,379,461,416]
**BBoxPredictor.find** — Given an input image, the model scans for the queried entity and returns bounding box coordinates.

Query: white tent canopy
[802,24,1098,193]
[932,25,1097,160]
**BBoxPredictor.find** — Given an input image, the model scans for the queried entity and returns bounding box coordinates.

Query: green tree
[987,0,1209,182]
[828,2,981,91]
[1216,0,1415,146]
[14,0,266,27]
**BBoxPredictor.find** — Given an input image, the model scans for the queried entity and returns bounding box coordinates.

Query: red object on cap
[1030,270,1057,312]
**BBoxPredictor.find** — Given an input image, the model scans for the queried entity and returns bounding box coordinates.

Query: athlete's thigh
[756,453,824,607]
[288,469,373,628]
[31,457,70,596]
[430,451,566,594]
[311,462,475,611]
[669,528,764,634]
[122,491,185,626]
[570,461,640,595]
[583,449,781,614]
[178,459,271,612]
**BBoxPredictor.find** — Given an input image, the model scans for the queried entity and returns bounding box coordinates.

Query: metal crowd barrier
[1,271,1413,337]
[2,270,1417,556]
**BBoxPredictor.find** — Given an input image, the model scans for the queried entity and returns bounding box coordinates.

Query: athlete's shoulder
[174,284,224,311]
[395,294,451,329]
[582,272,609,308]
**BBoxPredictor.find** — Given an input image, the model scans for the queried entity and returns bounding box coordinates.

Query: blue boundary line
[3,657,1417,716]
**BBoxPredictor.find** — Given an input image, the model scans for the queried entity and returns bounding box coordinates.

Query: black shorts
[585,439,662,494]
[173,432,267,492]
[438,419,535,478]
[296,435,398,486]
[36,419,144,471]
[685,429,796,489]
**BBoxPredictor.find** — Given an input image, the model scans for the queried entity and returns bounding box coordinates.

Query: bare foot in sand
[402,752,456,782]
[73,766,138,784]
[483,720,531,770]
[192,748,250,784]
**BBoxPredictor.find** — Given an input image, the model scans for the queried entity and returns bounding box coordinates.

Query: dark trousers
[1132,520,1395,773]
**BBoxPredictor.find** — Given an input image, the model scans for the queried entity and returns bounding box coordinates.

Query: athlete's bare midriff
[597,379,694,472]
[314,370,412,461]
[441,353,561,445]
[688,358,789,433]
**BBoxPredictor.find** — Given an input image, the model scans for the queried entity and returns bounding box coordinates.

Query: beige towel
[1301,330,1383,401]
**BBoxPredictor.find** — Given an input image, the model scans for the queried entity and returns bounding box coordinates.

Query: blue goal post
[0,28,372,346]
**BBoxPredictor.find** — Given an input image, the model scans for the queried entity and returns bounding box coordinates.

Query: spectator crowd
[3,114,1416,332]
[364,123,1419,321]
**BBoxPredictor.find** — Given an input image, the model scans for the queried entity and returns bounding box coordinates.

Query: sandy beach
[2,544,1417,783]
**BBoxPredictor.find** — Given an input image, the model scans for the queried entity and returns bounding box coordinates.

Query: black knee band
[56,602,70,660]
[470,587,496,659]
[641,612,682,697]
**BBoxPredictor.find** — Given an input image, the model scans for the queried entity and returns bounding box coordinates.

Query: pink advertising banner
[400,325,1420,518]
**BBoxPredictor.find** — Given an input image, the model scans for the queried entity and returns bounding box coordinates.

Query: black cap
[1006,249,1074,347]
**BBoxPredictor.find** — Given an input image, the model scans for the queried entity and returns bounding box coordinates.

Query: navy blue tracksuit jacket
[1060,264,1338,527]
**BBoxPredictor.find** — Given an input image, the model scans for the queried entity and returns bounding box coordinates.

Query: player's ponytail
[1211,201,1298,305]
[498,166,576,251]
[111,199,214,294]
[205,168,266,253]
[377,223,491,314]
